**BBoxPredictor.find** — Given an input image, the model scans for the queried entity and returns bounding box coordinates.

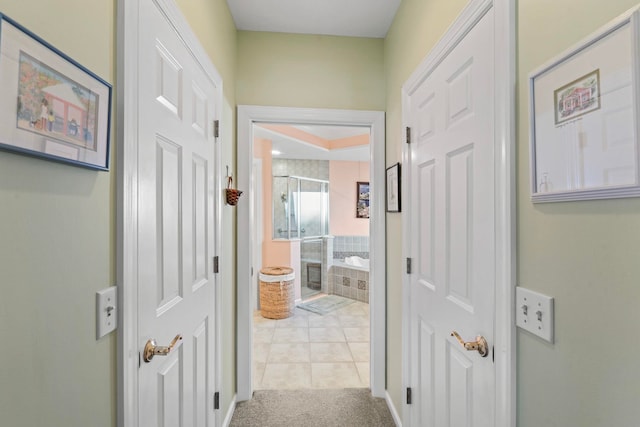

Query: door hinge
[406,126,411,144]
[213,120,220,138]
[213,256,219,273]
[214,391,220,410]
[406,387,412,405]
[406,257,412,274]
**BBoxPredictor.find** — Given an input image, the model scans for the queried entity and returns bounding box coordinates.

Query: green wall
[517,0,640,425]
[0,0,116,425]
[236,31,385,110]
[0,0,238,425]
[385,0,640,425]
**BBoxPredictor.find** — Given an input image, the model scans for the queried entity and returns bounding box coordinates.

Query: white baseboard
[222,394,236,427]
[386,391,402,427]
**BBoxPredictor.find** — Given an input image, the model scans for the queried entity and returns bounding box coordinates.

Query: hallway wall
[0,0,238,425]
[236,31,385,110]
[385,0,640,425]
[0,1,117,425]
[516,1,640,425]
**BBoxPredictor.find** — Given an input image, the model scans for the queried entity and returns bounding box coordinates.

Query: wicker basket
[259,266,295,319]
[225,176,243,206]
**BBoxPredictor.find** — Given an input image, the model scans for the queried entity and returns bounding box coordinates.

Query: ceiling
[254,124,370,161]
[226,0,402,38]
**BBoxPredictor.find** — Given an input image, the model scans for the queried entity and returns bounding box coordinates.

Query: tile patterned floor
[253,299,370,390]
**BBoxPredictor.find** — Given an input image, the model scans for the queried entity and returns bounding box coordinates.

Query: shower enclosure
[273,175,329,300]
[272,176,329,240]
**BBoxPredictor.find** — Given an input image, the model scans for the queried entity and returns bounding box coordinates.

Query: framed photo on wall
[356,181,370,218]
[528,9,640,202]
[0,14,112,170]
[386,162,401,212]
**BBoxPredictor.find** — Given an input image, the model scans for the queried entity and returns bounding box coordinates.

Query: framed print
[386,162,401,212]
[529,9,640,202]
[0,14,112,170]
[356,181,370,218]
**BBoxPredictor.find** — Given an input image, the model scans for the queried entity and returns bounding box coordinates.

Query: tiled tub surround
[329,265,369,303]
[253,302,370,390]
[330,235,369,303]
[332,235,369,257]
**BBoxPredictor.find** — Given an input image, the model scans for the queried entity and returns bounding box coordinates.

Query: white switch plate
[96,286,117,339]
[516,286,554,343]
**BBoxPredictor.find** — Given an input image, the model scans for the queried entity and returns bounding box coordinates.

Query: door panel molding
[401,0,516,426]
[117,0,224,425]
[236,105,386,400]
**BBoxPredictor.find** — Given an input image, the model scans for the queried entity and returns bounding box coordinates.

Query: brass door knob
[143,334,183,363]
[451,331,489,357]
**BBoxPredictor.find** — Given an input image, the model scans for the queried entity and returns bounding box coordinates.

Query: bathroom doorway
[236,106,386,400]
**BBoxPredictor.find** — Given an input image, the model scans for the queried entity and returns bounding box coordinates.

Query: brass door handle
[451,331,489,357]
[143,334,183,363]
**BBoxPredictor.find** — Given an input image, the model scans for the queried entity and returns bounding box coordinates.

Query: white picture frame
[529,8,640,202]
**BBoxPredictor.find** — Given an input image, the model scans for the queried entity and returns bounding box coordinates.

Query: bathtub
[333,256,369,271]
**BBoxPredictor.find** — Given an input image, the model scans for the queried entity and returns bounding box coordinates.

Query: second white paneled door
[404,3,501,426]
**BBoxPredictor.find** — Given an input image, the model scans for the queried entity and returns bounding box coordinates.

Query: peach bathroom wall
[253,137,301,298]
[329,160,370,236]
[253,137,273,250]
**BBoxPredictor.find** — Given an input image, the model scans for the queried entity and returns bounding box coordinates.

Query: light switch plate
[516,286,554,343]
[96,286,117,339]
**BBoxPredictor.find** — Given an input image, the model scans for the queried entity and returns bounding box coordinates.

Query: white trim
[221,394,237,427]
[386,391,403,427]
[400,0,516,426]
[237,105,386,401]
[117,0,224,425]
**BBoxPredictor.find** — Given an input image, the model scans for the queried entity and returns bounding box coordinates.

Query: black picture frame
[356,181,370,218]
[386,162,401,212]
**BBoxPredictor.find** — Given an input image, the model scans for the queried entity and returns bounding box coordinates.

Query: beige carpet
[230,388,396,427]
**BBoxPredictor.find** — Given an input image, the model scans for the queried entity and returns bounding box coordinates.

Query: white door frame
[401,0,516,425]
[237,105,386,400]
[116,0,224,424]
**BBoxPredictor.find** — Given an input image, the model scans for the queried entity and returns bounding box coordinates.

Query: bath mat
[297,295,354,315]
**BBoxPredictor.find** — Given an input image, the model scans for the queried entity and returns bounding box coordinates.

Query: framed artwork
[356,181,370,218]
[386,162,401,212]
[0,14,112,170]
[529,9,640,202]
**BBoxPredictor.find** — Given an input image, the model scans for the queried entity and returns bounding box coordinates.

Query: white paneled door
[406,6,497,427]
[136,0,219,425]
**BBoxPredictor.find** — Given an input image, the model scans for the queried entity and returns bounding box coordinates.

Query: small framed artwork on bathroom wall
[356,181,370,218]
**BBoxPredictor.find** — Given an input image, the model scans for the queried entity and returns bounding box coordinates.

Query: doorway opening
[237,106,386,401]
[251,123,372,389]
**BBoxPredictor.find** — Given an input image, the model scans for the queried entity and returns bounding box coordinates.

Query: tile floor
[253,298,370,390]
